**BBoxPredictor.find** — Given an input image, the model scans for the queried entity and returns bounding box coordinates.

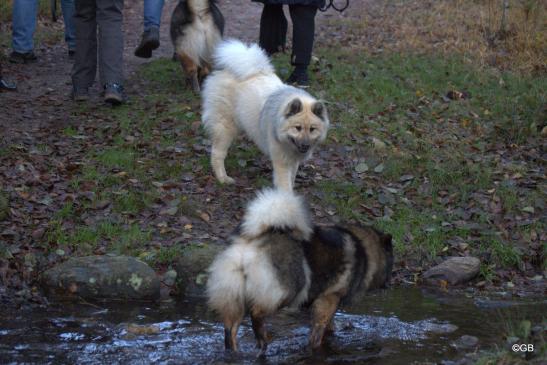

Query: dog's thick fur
[201,40,330,191]
[207,189,393,355]
[170,0,224,93]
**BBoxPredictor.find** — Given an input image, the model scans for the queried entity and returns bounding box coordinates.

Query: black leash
[320,0,350,12]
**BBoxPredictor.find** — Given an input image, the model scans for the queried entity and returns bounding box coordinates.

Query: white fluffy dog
[201,39,329,191]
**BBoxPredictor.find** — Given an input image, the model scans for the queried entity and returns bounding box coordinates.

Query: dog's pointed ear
[312,101,327,121]
[285,98,302,118]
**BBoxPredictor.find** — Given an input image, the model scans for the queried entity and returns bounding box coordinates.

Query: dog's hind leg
[309,293,340,349]
[223,312,244,351]
[250,307,269,357]
[210,124,237,184]
[177,52,200,93]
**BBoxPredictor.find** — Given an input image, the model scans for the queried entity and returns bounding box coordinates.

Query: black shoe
[286,70,310,88]
[103,83,126,105]
[0,79,17,91]
[9,51,37,64]
[68,49,75,61]
[71,86,90,101]
[134,27,160,59]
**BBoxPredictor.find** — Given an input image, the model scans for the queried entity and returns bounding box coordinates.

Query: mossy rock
[42,255,160,301]
[175,243,224,297]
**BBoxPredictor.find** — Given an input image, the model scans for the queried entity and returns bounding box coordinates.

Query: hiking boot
[9,51,37,64]
[134,27,160,59]
[71,86,90,102]
[286,70,310,88]
[103,83,126,105]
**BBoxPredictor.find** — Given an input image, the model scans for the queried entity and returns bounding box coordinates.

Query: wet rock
[175,243,224,297]
[452,335,479,350]
[162,269,177,286]
[42,255,160,301]
[423,256,480,285]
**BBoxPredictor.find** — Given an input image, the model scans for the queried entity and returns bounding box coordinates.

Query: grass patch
[311,49,545,144]
[328,0,546,74]
[96,147,136,171]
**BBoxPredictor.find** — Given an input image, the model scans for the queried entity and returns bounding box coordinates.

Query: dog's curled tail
[213,39,274,80]
[241,188,313,240]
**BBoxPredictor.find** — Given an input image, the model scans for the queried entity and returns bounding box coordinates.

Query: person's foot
[286,70,310,88]
[0,78,17,91]
[134,27,160,59]
[9,51,37,64]
[103,83,126,105]
[71,86,90,101]
[68,49,75,61]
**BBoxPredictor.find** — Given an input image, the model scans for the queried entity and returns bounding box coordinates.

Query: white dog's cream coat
[201,40,329,191]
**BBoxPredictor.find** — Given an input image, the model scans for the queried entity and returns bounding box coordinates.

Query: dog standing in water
[206,189,393,355]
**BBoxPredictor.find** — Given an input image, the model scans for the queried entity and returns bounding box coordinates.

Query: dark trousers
[259,4,317,67]
[72,0,124,89]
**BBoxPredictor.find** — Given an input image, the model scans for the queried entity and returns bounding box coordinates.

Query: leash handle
[320,0,349,12]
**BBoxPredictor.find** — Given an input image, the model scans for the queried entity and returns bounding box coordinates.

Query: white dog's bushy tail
[212,39,274,79]
[241,188,313,240]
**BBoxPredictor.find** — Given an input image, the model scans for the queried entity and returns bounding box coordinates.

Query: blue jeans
[12,0,76,53]
[143,0,165,31]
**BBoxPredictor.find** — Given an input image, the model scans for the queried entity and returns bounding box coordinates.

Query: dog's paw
[218,176,235,185]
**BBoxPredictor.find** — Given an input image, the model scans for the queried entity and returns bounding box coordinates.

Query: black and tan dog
[206,189,393,356]
[169,0,224,93]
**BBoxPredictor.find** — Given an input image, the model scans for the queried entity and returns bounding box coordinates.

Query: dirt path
[0,0,356,142]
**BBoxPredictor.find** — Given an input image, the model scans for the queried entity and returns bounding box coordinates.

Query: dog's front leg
[290,162,300,187]
[176,52,200,93]
[272,160,293,191]
[309,293,340,349]
[251,307,269,357]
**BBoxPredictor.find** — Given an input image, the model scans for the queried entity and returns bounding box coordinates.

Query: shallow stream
[1,287,545,364]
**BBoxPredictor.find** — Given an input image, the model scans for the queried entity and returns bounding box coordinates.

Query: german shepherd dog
[170,0,224,93]
[206,189,393,356]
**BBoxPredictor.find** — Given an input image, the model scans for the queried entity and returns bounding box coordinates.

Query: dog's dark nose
[298,144,310,153]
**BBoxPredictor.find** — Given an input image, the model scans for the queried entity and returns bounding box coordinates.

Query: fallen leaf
[355,162,369,173]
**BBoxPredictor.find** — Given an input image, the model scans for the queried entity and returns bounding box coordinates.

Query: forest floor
[0,0,545,306]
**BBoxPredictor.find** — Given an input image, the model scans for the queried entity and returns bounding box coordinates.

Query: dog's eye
[295,126,302,132]
[310,127,316,133]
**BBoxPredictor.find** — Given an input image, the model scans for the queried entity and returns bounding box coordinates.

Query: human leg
[71,0,97,98]
[259,4,287,56]
[61,0,77,53]
[143,0,165,31]
[10,0,38,62]
[287,5,318,87]
[135,0,164,58]
[97,0,125,103]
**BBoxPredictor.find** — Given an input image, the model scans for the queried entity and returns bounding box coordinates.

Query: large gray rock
[42,255,160,301]
[423,256,481,285]
[175,243,224,297]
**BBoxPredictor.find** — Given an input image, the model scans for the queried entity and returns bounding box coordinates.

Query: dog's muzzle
[291,137,310,154]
